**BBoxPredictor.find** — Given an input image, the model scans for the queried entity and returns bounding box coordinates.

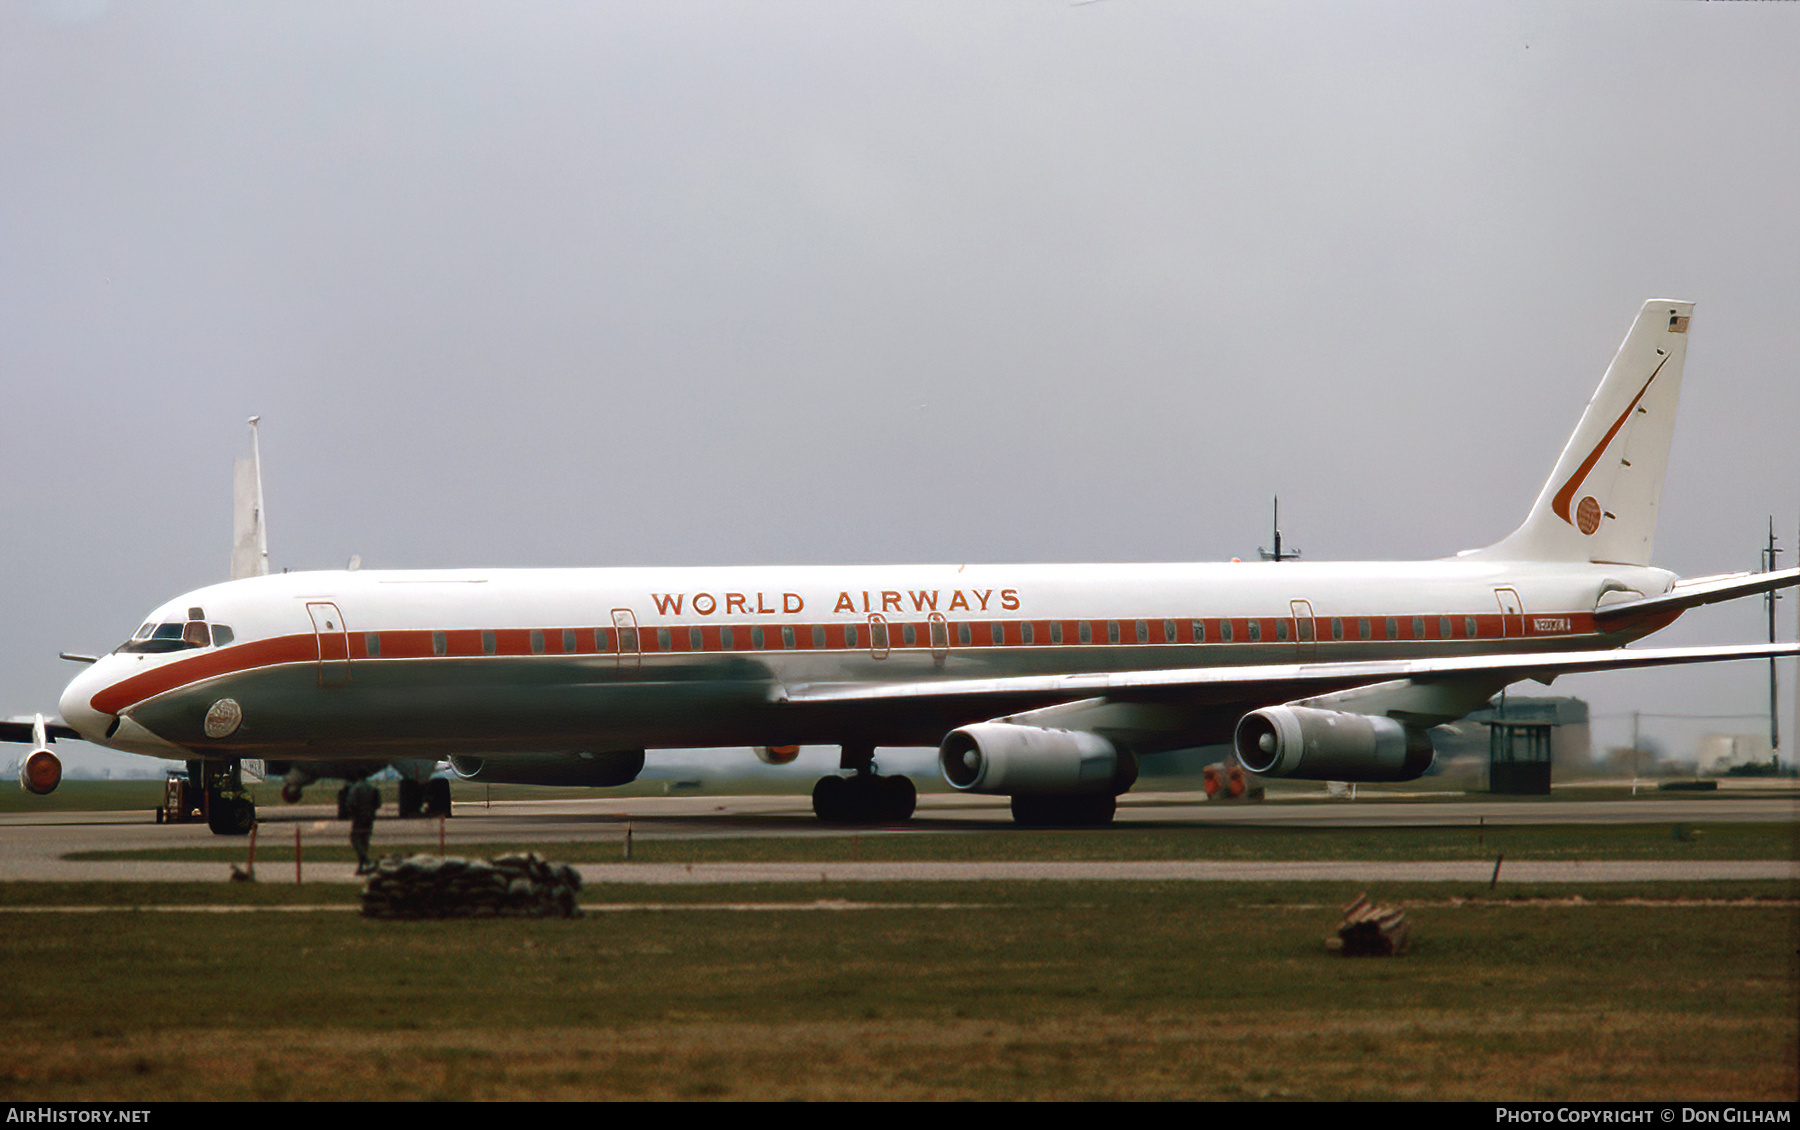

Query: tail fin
[1475,299,1693,566]
[230,416,269,580]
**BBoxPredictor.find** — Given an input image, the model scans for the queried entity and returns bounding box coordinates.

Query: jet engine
[447,750,645,787]
[938,722,1134,795]
[1233,706,1434,781]
[19,747,61,796]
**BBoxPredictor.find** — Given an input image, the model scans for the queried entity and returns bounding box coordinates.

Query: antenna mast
[1259,497,1301,562]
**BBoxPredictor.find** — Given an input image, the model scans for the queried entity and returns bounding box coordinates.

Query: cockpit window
[115,618,234,654]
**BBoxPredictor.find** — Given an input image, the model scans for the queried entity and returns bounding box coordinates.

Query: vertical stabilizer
[230,416,269,580]
[1476,300,1693,565]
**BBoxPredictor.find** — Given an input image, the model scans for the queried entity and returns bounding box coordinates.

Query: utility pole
[1631,709,1641,795]
[1763,517,1782,770]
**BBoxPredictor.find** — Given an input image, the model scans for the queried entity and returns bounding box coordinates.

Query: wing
[774,642,1799,751]
[0,716,81,744]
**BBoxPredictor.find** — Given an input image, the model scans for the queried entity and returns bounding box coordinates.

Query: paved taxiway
[0,789,1791,885]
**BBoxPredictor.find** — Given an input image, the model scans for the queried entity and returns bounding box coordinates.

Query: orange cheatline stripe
[89,611,1600,715]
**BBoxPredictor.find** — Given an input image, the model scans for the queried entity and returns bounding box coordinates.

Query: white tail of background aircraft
[9,299,1798,831]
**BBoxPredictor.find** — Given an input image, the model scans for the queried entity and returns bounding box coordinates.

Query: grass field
[0,878,1793,1101]
[4,784,1794,1100]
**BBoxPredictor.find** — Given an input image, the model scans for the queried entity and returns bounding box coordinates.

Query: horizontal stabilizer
[1595,567,1800,628]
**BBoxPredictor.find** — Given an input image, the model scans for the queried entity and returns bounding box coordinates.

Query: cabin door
[1290,599,1317,662]
[612,608,641,672]
[1494,588,1524,639]
[306,602,351,688]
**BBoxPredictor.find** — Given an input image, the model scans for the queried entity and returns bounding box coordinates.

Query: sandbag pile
[360,852,583,919]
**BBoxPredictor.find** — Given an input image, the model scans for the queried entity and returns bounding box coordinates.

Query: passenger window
[782,626,796,649]
[1135,620,1148,644]
[1465,616,1478,638]
[1078,621,1091,644]
[1247,620,1261,642]
[1412,617,1425,639]
[721,627,735,650]
[482,631,497,656]
[1275,619,1289,641]
[563,629,577,653]
[433,631,447,656]
[901,623,915,646]
[1221,620,1234,643]
[658,628,672,651]
[991,622,1004,645]
[845,624,858,648]
[530,629,545,655]
[752,627,765,650]
[813,626,826,649]
[1192,620,1205,643]
[365,632,381,657]
[1358,617,1371,641]
[1050,622,1064,644]
[1021,623,1035,644]
[691,627,705,650]
[1332,618,1343,640]
[1386,617,1398,640]
[1439,616,1452,639]
[1163,619,1176,642]
[958,622,972,646]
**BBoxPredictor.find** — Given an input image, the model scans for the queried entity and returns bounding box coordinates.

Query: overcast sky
[3,1,1795,776]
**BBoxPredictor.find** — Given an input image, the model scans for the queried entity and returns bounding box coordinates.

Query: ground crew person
[347,776,380,874]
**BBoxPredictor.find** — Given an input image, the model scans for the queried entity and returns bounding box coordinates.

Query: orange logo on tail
[1550,354,1668,533]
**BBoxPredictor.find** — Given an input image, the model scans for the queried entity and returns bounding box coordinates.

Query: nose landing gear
[194,758,255,836]
[811,743,916,824]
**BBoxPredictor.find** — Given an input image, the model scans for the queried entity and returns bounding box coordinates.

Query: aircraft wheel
[281,782,303,804]
[812,774,848,822]
[1010,794,1115,828]
[207,796,256,836]
[397,777,424,819]
[424,778,452,817]
[882,774,916,822]
[815,774,914,824]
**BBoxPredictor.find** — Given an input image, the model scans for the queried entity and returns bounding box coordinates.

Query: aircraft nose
[57,664,116,744]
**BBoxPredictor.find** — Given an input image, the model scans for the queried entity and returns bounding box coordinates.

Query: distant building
[1698,734,1773,775]
[1434,696,1591,768]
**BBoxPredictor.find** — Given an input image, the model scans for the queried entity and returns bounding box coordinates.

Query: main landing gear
[330,776,452,819]
[397,777,453,819]
[1008,793,1116,827]
[812,744,916,824]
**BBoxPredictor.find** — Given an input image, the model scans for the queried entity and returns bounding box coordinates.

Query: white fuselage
[57,557,1676,766]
